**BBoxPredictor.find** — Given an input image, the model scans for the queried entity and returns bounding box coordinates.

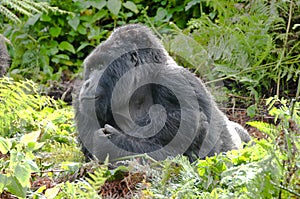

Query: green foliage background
[1,0,298,99]
[0,0,299,198]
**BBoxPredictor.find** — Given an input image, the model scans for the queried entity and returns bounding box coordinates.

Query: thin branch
[271,181,300,198]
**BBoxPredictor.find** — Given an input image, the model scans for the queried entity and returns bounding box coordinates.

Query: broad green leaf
[45,186,60,199]
[53,54,70,60]
[35,185,47,194]
[52,54,70,64]
[20,131,41,145]
[26,159,40,173]
[68,15,80,31]
[6,176,26,198]
[14,164,31,187]
[60,60,74,66]
[59,41,76,54]
[27,141,44,151]
[40,14,51,22]
[80,0,106,10]
[92,9,108,23]
[0,174,9,192]
[77,43,92,52]
[90,0,106,10]
[123,1,138,14]
[246,104,257,118]
[49,27,62,37]
[0,137,12,154]
[107,0,121,16]
[154,7,171,22]
[77,25,87,35]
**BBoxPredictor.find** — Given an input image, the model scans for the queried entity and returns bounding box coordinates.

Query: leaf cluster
[0,77,83,198]
[0,0,67,24]
[167,0,300,99]
[0,0,205,83]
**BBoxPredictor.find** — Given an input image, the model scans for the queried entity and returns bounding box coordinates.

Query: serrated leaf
[123,1,138,14]
[107,0,121,16]
[246,121,276,136]
[59,41,76,54]
[20,131,41,145]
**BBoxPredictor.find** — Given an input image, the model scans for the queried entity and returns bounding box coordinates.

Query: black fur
[74,24,251,162]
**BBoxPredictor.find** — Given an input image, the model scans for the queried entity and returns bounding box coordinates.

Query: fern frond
[87,167,109,190]
[247,121,277,138]
[0,77,57,137]
[3,0,33,17]
[0,4,20,23]
[44,142,84,164]
[0,0,70,23]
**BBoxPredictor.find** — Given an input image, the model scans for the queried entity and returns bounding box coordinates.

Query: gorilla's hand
[102,124,123,137]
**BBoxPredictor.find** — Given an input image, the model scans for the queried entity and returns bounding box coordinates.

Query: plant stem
[276,0,293,97]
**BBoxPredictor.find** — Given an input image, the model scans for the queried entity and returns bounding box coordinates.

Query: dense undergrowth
[0,0,300,198]
[0,77,299,198]
[1,0,299,99]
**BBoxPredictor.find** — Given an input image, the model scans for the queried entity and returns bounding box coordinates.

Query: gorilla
[0,35,10,77]
[74,24,251,162]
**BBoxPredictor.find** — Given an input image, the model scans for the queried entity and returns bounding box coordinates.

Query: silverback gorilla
[74,24,251,162]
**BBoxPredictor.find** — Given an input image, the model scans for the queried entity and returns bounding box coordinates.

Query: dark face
[78,70,103,119]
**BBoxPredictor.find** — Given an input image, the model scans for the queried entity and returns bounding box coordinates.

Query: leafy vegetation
[0,75,299,199]
[0,0,67,23]
[0,0,299,198]
[166,0,300,100]
[1,0,298,98]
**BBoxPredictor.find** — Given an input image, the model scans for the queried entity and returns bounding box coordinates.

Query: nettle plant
[0,77,82,197]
